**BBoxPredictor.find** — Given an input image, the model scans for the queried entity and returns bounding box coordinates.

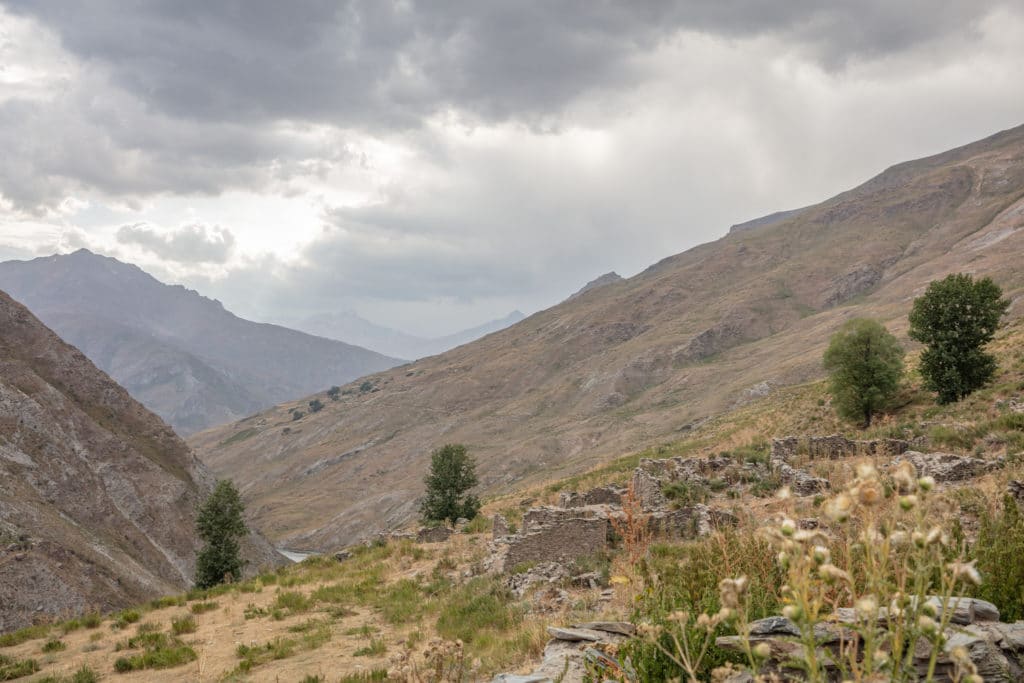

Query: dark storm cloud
[116,223,235,264]
[5,1,1009,129]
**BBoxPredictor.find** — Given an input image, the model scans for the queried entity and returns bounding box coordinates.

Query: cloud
[116,223,235,264]
[1,1,1023,335]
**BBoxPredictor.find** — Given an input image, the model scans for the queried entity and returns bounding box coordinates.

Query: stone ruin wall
[504,517,610,570]
[771,435,917,462]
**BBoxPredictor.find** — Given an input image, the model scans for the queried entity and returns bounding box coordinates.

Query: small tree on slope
[420,444,481,525]
[909,273,1009,404]
[195,479,248,589]
[823,318,904,427]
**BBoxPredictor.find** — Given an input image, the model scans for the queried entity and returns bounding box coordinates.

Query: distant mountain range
[0,250,402,435]
[193,123,1024,550]
[289,309,526,360]
[0,290,282,630]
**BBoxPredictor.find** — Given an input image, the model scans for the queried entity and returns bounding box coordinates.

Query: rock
[333,549,352,562]
[894,451,1002,482]
[923,596,1000,625]
[747,616,800,637]
[547,626,606,642]
[1008,480,1024,506]
[416,526,453,543]
[492,514,510,539]
[773,459,829,496]
[570,572,602,589]
[573,621,636,636]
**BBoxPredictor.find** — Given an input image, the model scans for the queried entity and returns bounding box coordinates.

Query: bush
[308,399,324,413]
[327,386,341,400]
[353,639,387,656]
[40,638,66,653]
[189,601,219,614]
[0,625,49,647]
[171,615,197,635]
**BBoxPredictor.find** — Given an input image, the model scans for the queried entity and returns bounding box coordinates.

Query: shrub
[111,610,141,630]
[40,638,66,653]
[327,385,341,400]
[189,601,219,615]
[113,643,196,672]
[71,666,99,683]
[309,398,324,413]
[274,590,311,613]
[81,613,102,629]
[171,615,197,635]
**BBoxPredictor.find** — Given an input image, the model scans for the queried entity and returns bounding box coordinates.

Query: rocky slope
[0,250,401,434]
[0,291,283,631]
[192,123,1024,550]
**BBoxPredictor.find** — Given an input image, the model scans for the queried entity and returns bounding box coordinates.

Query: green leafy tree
[420,444,481,525]
[194,480,248,589]
[908,273,1009,403]
[823,318,904,427]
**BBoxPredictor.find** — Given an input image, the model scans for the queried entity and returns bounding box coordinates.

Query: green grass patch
[189,600,218,615]
[0,624,49,647]
[436,577,520,645]
[40,638,66,653]
[113,642,197,672]
[219,427,258,447]
[0,653,40,680]
[352,638,386,657]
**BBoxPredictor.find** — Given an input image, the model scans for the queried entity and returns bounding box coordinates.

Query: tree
[908,273,1009,404]
[420,444,481,525]
[823,318,904,427]
[195,480,248,589]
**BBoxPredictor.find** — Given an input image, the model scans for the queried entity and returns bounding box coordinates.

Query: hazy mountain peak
[0,253,401,434]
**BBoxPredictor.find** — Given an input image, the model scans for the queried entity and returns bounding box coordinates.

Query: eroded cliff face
[0,290,282,632]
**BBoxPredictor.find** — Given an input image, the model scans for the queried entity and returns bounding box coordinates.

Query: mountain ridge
[291,308,526,360]
[0,289,283,631]
[0,250,402,434]
[192,123,1024,550]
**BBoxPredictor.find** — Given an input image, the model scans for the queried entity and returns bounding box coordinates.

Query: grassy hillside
[193,123,1024,550]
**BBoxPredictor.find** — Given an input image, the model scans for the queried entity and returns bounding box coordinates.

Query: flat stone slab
[547,626,606,642]
[747,616,800,637]
[573,621,635,636]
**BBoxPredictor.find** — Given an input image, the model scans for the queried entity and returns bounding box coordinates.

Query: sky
[1,2,1023,337]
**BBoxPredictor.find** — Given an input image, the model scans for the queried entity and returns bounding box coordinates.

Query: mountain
[567,272,623,301]
[292,309,526,360]
[192,123,1024,550]
[0,290,283,631]
[0,250,402,435]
